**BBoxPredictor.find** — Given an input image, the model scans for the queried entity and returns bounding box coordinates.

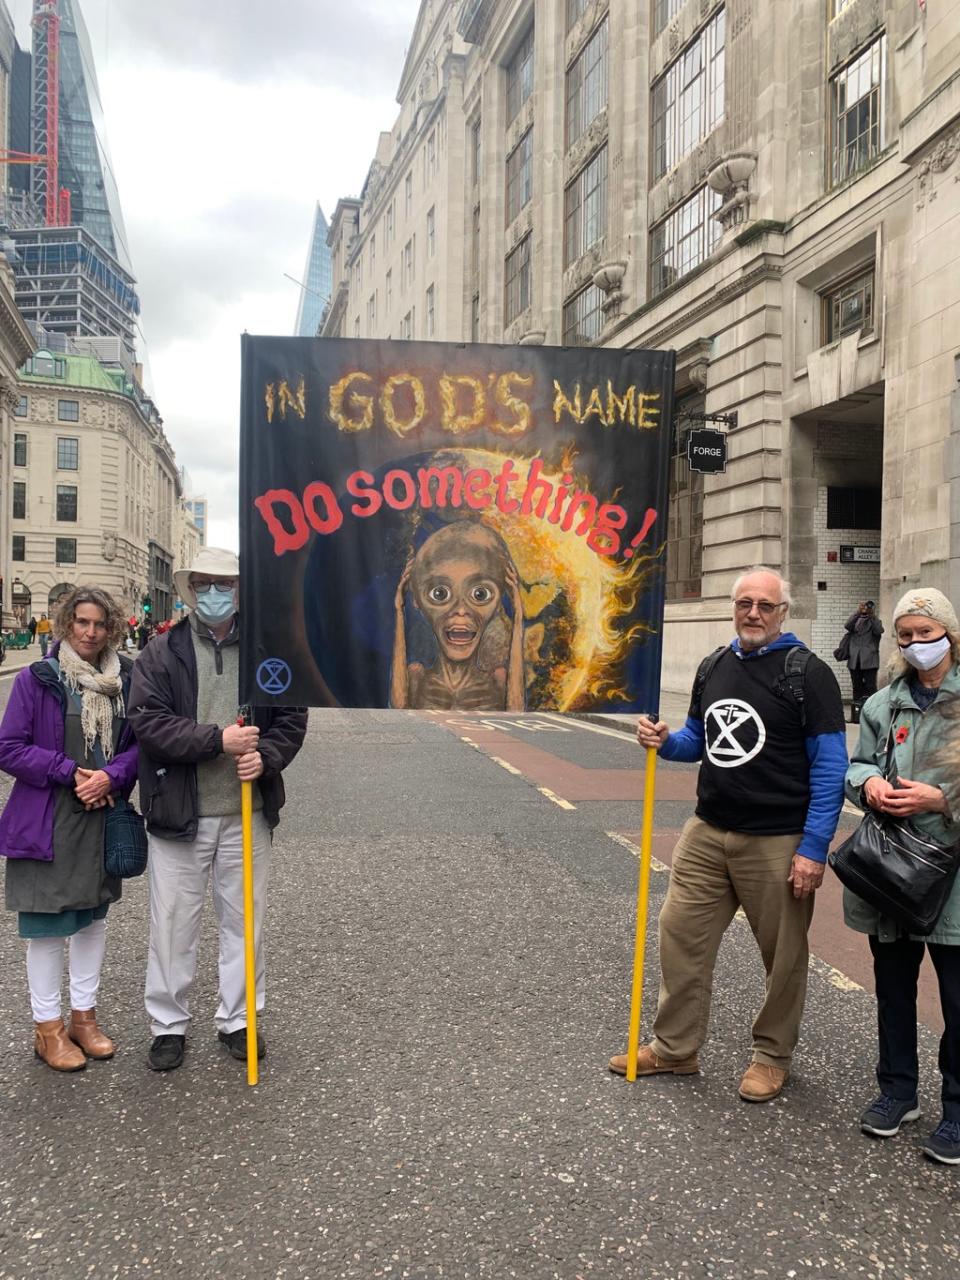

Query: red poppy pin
[895,726,910,745]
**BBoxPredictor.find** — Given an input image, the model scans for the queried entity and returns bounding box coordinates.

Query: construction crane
[30,0,65,227]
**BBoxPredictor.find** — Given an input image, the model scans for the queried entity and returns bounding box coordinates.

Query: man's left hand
[788,854,824,899]
[236,750,264,782]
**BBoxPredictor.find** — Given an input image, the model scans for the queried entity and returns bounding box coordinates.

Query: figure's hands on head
[637,715,669,751]
[222,724,260,756]
[505,564,523,617]
[395,558,414,612]
[236,750,264,782]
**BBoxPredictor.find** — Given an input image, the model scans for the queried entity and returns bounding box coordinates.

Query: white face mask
[899,634,951,672]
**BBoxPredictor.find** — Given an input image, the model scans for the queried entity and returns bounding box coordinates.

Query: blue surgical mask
[899,634,951,672]
[195,586,236,625]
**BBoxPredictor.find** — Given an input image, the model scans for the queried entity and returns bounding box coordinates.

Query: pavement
[0,700,956,1279]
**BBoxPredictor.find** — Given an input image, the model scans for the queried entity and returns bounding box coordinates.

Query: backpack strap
[691,645,728,718]
[774,645,811,731]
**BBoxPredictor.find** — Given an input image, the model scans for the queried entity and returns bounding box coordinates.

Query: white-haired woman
[0,586,138,1071]
[844,588,960,1164]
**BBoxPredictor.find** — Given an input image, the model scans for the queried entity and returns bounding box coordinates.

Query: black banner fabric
[239,336,675,713]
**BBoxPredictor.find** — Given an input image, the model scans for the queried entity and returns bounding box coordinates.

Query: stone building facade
[9,345,183,624]
[323,0,960,695]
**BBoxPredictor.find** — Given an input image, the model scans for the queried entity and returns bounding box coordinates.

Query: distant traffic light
[142,596,152,615]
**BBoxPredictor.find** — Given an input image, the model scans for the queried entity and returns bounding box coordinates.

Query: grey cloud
[105,0,421,92]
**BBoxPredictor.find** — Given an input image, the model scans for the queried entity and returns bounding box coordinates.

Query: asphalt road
[0,671,957,1278]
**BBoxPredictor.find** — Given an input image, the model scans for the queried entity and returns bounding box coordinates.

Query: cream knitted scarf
[57,639,123,762]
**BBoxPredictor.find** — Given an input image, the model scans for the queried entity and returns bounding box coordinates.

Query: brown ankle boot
[34,1017,87,1072]
[67,1008,115,1060]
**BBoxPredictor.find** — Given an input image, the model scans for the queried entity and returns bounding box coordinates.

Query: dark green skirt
[19,902,109,939]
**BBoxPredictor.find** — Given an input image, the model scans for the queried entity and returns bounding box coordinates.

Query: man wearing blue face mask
[128,547,307,1072]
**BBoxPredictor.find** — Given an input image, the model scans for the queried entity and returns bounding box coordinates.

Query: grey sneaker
[922,1119,960,1165]
[860,1093,921,1137]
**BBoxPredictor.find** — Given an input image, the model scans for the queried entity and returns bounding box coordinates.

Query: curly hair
[52,585,127,651]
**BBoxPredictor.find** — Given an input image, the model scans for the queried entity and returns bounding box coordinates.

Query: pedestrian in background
[843,600,884,721]
[0,586,138,1071]
[36,613,51,656]
[128,547,307,1072]
[27,616,37,645]
[844,587,960,1165]
[609,566,847,1102]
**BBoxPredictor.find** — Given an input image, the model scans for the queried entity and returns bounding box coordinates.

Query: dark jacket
[843,610,884,671]
[0,644,138,861]
[127,617,307,841]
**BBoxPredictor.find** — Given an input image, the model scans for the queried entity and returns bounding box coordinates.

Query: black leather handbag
[829,727,959,935]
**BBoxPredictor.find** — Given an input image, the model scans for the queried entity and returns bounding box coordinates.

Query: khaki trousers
[651,816,813,1071]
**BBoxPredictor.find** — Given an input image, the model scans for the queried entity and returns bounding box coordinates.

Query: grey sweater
[192,621,262,817]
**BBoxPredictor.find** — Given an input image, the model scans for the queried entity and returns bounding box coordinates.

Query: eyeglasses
[734,599,785,616]
[191,579,238,593]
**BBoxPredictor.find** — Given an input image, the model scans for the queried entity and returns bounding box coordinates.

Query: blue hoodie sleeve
[659,715,705,763]
[797,731,848,861]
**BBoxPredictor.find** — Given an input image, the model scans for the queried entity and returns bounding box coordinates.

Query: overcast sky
[11,0,423,550]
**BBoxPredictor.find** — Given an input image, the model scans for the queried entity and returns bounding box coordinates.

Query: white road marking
[605,830,668,872]
[537,786,576,811]
[541,713,638,742]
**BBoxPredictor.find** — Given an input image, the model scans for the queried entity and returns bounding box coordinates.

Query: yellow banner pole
[626,745,658,1082]
[241,777,258,1087]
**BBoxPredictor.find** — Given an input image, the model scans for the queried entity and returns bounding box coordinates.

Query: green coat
[842,665,960,944]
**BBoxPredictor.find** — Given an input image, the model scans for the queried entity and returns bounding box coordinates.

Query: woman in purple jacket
[0,585,138,1072]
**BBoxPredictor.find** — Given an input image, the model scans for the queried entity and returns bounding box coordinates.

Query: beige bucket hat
[173,546,239,612]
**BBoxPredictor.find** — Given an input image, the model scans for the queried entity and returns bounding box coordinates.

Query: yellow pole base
[625,746,658,1082]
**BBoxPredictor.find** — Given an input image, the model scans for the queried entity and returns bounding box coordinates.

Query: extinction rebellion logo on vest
[704,699,766,768]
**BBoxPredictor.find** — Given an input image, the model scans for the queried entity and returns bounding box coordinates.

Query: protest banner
[239,336,674,714]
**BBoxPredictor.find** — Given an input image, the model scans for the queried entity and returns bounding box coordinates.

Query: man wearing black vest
[610,567,847,1101]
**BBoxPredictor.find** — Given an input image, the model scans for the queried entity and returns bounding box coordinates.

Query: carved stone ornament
[707,151,758,232]
[915,128,960,208]
[0,375,21,414]
[518,329,546,346]
[592,259,628,319]
[102,532,118,562]
[688,359,709,393]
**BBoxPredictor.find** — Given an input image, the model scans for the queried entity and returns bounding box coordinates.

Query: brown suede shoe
[608,1044,700,1077]
[34,1018,87,1072]
[739,1062,788,1102]
[68,1008,115,1060]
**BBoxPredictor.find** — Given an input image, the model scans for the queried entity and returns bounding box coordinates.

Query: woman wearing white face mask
[844,588,960,1165]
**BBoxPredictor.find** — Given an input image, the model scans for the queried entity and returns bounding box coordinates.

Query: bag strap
[691,645,727,717]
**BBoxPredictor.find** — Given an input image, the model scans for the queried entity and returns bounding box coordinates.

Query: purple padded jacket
[0,646,138,861]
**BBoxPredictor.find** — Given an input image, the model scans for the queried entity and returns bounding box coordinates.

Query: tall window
[370,236,376,273]
[506,26,534,123]
[649,186,722,297]
[504,235,532,324]
[472,118,482,185]
[652,9,725,180]
[822,267,874,342]
[57,437,79,470]
[58,399,80,423]
[566,17,608,148]
[386,269,393,311]
[505,130,534,224]
[14,395,27,417]
[427,206,436,258]
[55,537,77,565]
[400,309,415,340]
[426,284,436,338]
[13,432,27,467]
[56,484,78,522]
[386,202,395,246]
[564,146,607,266]
[471,293,481,342]
[425,130,437,186]
[831,35,886,186]
[403,238,416,290]
[405,171,413,217]
[666,402,704,602]
[12,534,25,562]
[13,480,25,519]
[367,293,377,328]
[562,283,604,345]
[654,0,684,35]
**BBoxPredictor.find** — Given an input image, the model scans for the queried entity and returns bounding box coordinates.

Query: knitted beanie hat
[892,587,959,634]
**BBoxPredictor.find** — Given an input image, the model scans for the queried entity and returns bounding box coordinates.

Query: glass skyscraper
[294,204,332,337]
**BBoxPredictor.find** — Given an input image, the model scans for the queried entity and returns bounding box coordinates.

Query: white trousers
[26,917,107,1022]
[144,812,271,1037]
